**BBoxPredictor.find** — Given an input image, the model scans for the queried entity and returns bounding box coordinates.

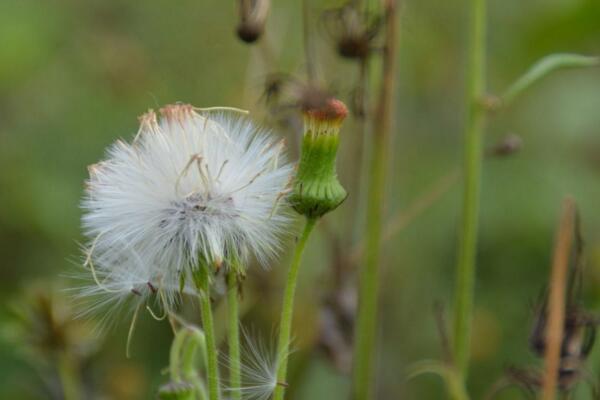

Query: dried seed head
[236,0,271,44]
[290,98,348,218]
[260,74,337,134]
[6,286,97,357]
[322,3,383,61]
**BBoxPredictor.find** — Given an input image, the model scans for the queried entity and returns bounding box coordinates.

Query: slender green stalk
[352,137,386,400]
[57,353,81,400]
[169,327,209,399]
[195,268,221,400]
[273,217,317,400]
[169,329,189,382]
[452,0,487,384]
[352,1,397,399]
[227,271,241,400]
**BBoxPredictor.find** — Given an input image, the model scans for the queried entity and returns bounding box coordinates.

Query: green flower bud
[290,98,348,218]
[157,382,195,400]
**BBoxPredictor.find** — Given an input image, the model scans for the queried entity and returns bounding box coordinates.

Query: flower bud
[157,382,195,400]
[290,98,348,218]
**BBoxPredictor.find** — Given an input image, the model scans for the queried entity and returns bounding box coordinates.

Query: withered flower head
[236,0,271,43]
[322,2,383,60]
[5,286,96,358]
[261,74,333,115]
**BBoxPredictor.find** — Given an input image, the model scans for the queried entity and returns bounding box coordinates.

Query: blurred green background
[1,0,600,398]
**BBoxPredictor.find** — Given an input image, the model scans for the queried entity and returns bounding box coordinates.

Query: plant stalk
[352,1,397,399]
[273,217,317,400]
[57,353,81,400]
[196,268,221,400]
[452,0,487,385]
[302,0,316,84]
[227,271,242,400]
[540,198,576,400]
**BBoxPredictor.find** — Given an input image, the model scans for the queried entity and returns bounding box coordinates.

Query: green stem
[57,353,81,400]
[182,330,209,400]
[452,0,487,385]
[170,327,209,400]
[273,217,317,400]
[227,271,241,400]
[169,329,189,382]
[196,268,221,400]
[352,1,397,399]
[352,125,387,400]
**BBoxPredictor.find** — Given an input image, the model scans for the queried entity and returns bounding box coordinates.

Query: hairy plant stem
[273,217,317,400]
[227,270,241,400]
[352,1,397,399]
[452,0,487,386]
[195,268,221,400]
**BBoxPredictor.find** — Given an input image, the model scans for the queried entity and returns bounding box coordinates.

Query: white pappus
[79,103,293,314]
[223,326,290,400]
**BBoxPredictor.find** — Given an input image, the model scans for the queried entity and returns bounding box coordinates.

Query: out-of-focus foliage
[0,0,599,398]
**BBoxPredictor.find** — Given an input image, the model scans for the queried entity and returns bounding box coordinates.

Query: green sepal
[290,133,347,218]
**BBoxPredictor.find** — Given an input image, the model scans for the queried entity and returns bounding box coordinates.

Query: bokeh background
[1,0,600,398]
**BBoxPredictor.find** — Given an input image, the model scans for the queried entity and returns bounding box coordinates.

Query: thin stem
[182,331,209,400]
[196,268,221,400]
[350,57,372,246]
[540,198,576,400]
[227,270,241,400]
[452,0,487,385]
[352,1,397,399]
[57,353,81,400]
[170,327,209,399]
[302,0,317,83]
[169,328,189,382]
[273,217,317,400]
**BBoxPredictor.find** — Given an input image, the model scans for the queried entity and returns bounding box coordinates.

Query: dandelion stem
[57,353,81,400]
[352,1,397,399]
[452,0,487,387]
[227,270,242,400]
[195,268,221,400]
[273,217,317,400]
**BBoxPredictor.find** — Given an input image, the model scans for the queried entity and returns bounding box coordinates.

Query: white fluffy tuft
[223,327,287,400]
[79,104,293,313]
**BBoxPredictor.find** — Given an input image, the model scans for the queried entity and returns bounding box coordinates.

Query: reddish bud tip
[303,98,348,122]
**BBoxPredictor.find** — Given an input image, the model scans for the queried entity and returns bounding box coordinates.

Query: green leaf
[501,53,600,104]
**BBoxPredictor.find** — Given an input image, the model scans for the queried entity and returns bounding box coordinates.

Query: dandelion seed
[79,104,293,316]
[223,327,289,400]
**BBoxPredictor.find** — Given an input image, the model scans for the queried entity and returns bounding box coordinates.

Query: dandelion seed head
[79,104,293,313]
